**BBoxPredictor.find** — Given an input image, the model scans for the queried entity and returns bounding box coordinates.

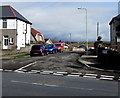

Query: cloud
[4,2,118,42]
[1,0,120,2]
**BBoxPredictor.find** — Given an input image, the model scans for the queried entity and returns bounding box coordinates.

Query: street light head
[78,8,87,10]
[78,8,82,9]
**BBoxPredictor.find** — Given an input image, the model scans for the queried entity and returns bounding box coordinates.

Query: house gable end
[0,5,32,24]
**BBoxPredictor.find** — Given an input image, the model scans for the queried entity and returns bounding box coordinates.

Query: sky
[1,1,119,42]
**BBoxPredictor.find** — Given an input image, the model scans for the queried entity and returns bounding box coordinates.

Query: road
[1,52,119,96]
[2,72,118,96]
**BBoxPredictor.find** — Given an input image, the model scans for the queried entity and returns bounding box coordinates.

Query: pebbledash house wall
[110,16,120,51]
[110,20,117,45]
[0,18,31,50]
[0,29,17,49]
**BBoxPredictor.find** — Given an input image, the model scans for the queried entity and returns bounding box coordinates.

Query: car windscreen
[55,44,61,47]
[32,45,41,50]
[45,45,54,48]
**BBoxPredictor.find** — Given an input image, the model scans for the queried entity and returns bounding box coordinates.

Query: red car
[54,43,64,53]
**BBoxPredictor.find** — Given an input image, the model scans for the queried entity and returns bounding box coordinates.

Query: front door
[3,36,9,49]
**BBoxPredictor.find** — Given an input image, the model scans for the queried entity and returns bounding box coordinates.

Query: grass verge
[13,54,30,58]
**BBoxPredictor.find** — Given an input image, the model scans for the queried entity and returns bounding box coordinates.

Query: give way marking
[14,62,37,72]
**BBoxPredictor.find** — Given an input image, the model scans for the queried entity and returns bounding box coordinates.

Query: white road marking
[14,62,37,72]
[44,84,59,87]
[11,80,58,87]
[53,73,64,76]
[67,74,80,77]
[71,73,82,75]
[118,77,120,81]
[100,75,114,78]
[28,70,40,74]
[56,72,68,74]
[83,73,97,78]
[11,80,93,91]
[83,76,96,79]
[0,69,3,71]
[40,71,53,75]
[4,70,13,72]
[100,75,114,80]
[14,70,25,73]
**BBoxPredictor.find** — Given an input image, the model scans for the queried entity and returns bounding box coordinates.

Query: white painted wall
[0,19,16,29]
[17,20,26,49]
[26,24,31,45]
[17,19,31,50]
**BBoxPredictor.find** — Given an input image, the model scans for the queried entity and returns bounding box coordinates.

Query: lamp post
[78,8,88,54]
[70,33,71,45]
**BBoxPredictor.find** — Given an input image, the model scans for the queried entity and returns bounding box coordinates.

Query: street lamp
[78,8,88,54]
[70,33,71,45]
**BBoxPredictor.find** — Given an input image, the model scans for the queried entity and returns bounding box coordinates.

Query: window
[3,19,7,28]
[9,38,14,44]
[116,25,120,31]
[4,36,9,46]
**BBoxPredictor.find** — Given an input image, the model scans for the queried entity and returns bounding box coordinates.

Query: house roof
[109,14,120,25]
[45,39,49,42]
[0,5,32,24]
[31,28,42,38]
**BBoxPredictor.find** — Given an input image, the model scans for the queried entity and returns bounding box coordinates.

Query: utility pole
[70,33,71,45]
[97,22,99,40]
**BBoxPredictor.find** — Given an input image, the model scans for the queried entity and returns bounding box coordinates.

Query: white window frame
[3,19,7,28]
[9,38,14,44]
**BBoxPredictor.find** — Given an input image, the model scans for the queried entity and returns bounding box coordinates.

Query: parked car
[45,44,57,54]
[77,44,87,51]
[63,43,69,49]
[30,44,48,57]
[54,43,64,53]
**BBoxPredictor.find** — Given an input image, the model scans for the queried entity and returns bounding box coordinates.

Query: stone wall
[1,44,33,55]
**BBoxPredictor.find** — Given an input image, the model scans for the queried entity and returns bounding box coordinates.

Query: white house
[0,5,32,50]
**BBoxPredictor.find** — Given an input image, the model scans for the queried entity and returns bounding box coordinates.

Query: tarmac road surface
[2,72,118,96]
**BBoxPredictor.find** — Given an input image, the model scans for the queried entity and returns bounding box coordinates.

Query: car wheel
[52,50,54,54]
[30,53,33,57]
[55,50,57,53]
[45,51,48,55]
[60,50,62,53]
[46,52,49,55]
[41,52,44,56]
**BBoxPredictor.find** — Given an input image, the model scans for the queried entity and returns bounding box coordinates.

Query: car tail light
[40,47,43,49]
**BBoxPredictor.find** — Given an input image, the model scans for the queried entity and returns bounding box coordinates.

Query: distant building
[118,1,120,14]
[45,39,53,44]
[31,28,45,44]
[109,14,120,51]
[0,5,32,50]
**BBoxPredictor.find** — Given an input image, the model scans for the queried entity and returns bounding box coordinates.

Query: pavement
[78,55,101,69]
[78,55,120,73]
